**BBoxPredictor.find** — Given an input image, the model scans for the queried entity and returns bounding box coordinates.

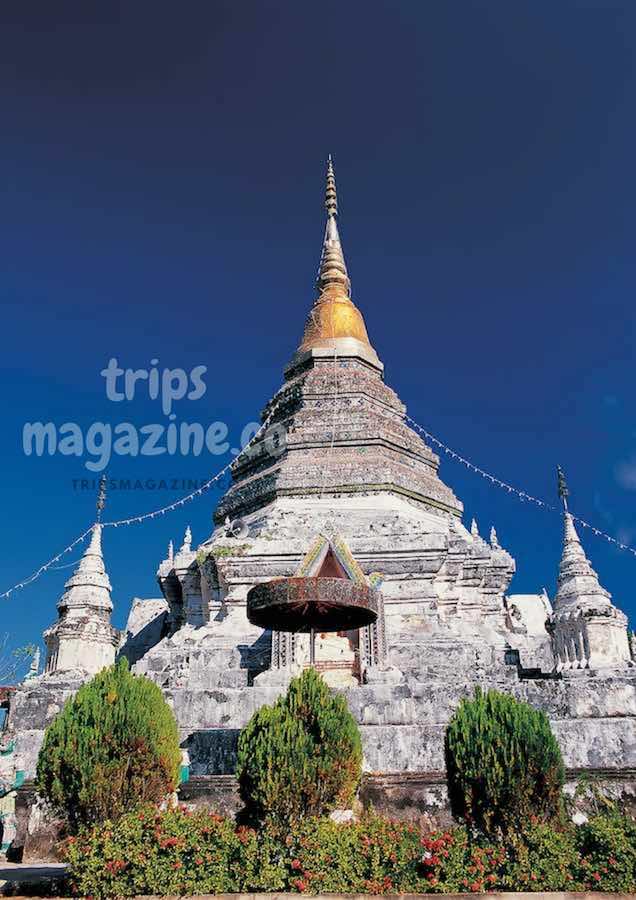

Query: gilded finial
[292,159,382,371]
[315,156,350,296]
[325,154,338,217]
[557,465,569,511]
[96,474,107,523]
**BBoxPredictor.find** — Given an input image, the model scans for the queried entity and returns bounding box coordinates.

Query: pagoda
[4,161,636,852]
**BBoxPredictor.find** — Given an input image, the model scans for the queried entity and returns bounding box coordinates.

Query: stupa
[4,160,636,854]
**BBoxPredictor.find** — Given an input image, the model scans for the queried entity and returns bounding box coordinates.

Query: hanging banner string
[99,401,280,528]
[0,527,94,600]
[405,415,558,511]
[0,402,282,599]
[405,415,636,558]
[3,400,636,601]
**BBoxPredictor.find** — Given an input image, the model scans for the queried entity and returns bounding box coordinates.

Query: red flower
[470,880,483,892]
[105,859,126,874]
[609,857,617,867]
[291,859,302,870]
[172,861,183,870]
[592,872,601,882]
[160,836,180,849]
[293,878,308,892]
[530,873,537,882]
[195,857,204,866]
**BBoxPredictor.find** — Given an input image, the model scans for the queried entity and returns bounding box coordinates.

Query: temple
[2,160,636,853]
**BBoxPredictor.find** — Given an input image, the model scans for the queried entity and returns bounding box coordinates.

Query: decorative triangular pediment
[296,533,367,585]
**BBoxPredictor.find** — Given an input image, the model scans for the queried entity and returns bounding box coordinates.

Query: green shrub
[37,658,181,830]
[575,814,636,892]
[62,806,267,898]
[61,807,636,897]
[278,813,429,894]
[62,807,439,897]
[501,820,581,891]
[236,667,362,825]
[445,687,565,836]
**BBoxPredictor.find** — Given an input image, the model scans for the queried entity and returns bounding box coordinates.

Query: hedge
[61,805,636,898]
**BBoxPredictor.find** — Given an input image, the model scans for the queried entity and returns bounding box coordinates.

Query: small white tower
[43,477,119,676]
[549,467,630,671]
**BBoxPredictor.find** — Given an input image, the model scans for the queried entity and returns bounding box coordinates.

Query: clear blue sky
[1,0,636,657]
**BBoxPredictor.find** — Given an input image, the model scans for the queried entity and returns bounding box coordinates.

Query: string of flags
[0,403,281,601]
[101,401,284,529]
[100,457,234,529]
[3,404,636,601]
[405,415,636,558]
[319,342,340,499]
[0,527,94,600]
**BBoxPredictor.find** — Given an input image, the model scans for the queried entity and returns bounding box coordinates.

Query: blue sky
[1,0,636,658]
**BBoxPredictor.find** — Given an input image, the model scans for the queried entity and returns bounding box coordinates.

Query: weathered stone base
[11,787,66,864]
[178,768,636,831]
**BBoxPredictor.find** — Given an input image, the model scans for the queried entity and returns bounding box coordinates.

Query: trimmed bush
[236,667,362,825]
[37,658,181,830]
[445,687,565,836]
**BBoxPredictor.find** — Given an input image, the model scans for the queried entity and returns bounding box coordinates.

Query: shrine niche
[250,532,384,686]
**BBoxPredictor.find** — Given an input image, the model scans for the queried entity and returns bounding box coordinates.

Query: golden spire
[315,155,351,295]
[325,154,338,215]
[295,157,380,367]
